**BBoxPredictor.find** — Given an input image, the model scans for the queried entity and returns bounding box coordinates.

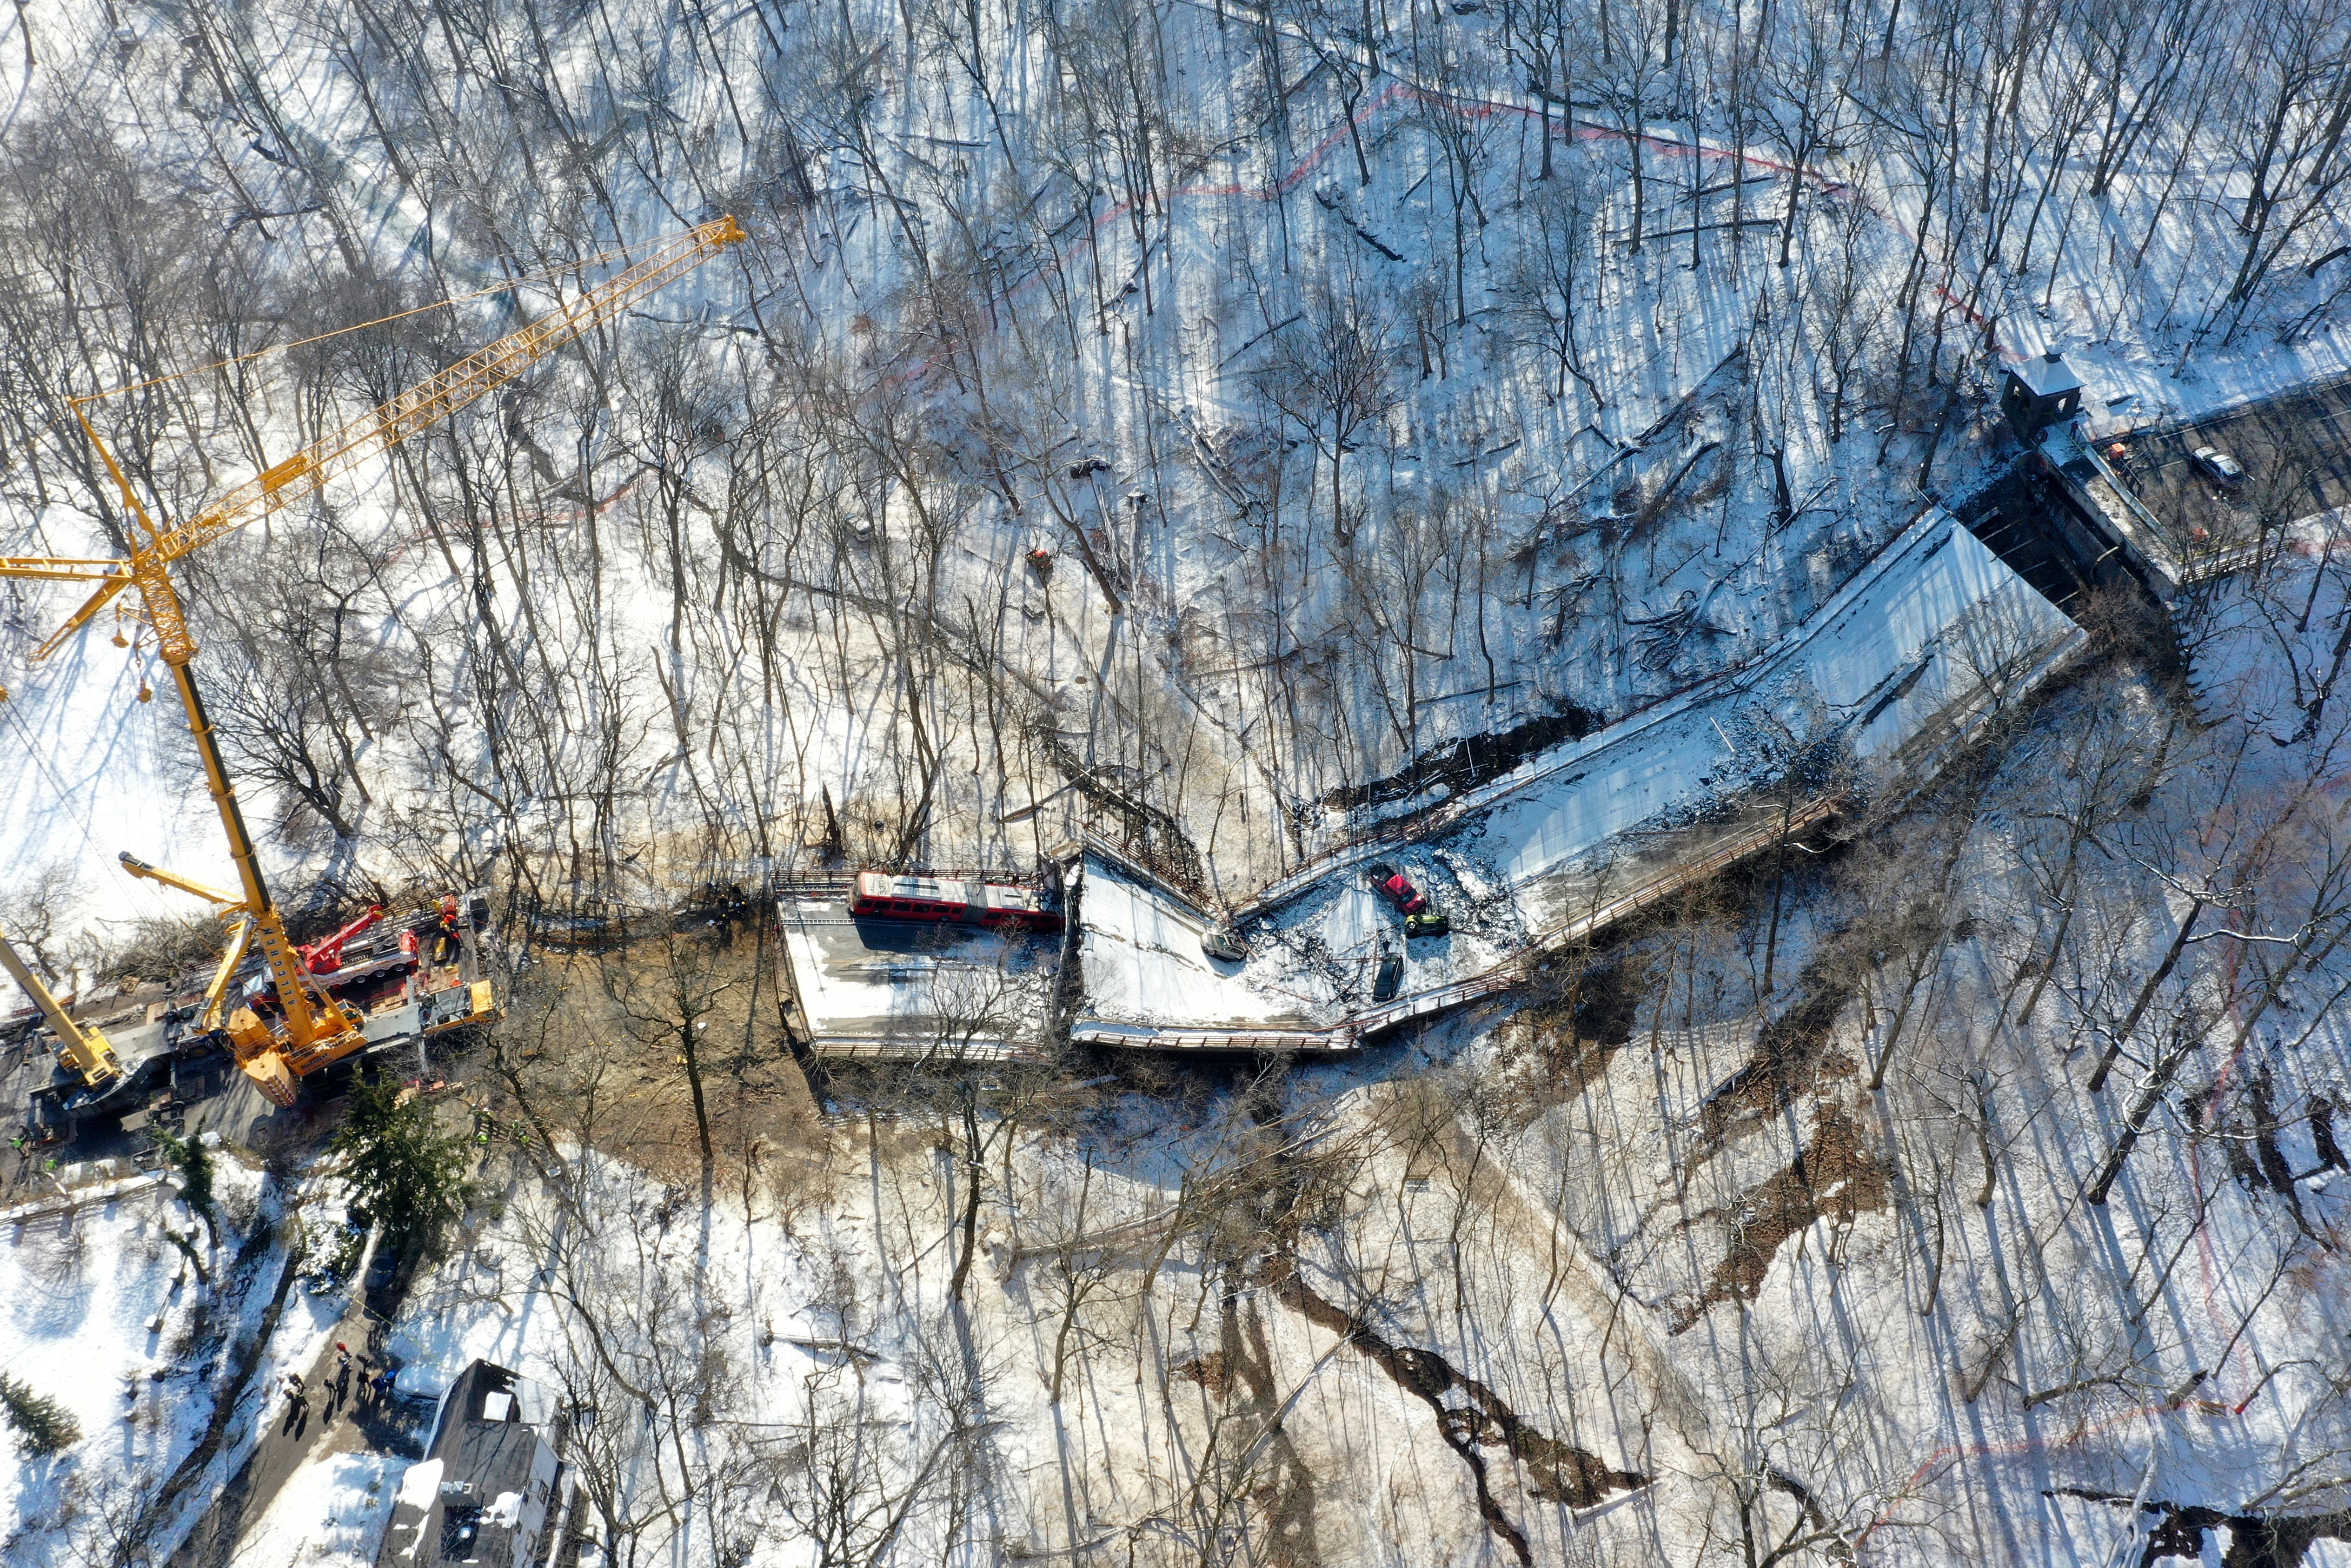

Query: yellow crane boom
[0,919,120,1092]
[20,216,747,664]
[0,217,745,1105]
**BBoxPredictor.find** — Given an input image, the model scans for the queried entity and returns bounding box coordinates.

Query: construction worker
[431,896,461,966]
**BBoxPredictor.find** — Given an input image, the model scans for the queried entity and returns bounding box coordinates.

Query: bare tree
[0,860,85,984]
[1251,271,1404,549]
[1501,166,1606,405]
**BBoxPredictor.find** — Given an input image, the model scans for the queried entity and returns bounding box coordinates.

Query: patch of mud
[1504,959,1643,1107]
[2312,1096,2348,1172]
[2244,1070,2303,1198]
[1228,1081,1644,1564]
[1565,962,1641,1049]
[1669,1104,1890,1335]
[1262,1252,1647,1564]
[1695,950,1862,1156]
[1216,1282,1324,1567]
[1170,1351,1229,1397]
[2185,1069,2313,1211]
[2048,1489,2351,1568]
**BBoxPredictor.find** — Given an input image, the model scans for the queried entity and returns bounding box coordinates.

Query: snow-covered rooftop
[2008,349,2085,399]
[376,1360,558,1568]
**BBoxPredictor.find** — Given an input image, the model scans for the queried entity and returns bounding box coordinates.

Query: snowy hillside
[0,0,2345,911]
[0,0,2348,1563]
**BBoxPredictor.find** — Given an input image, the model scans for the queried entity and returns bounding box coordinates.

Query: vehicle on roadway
[1368,864,1428,915]
[1201,926,1249,962]
[2192,445,2246,490]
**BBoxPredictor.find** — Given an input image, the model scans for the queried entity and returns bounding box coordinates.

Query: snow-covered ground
[0,1160,347,1567]
[0,0,2348,1561]
[5,0,2342,959]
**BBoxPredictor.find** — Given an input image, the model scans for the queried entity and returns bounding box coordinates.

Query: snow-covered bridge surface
[1071,853,1321,1034]
[774,898,1058,1059]
[1474,503,2084,933]
[1066,509,2085,1049]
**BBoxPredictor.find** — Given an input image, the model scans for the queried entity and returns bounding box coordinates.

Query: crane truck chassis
[12,890,498,1144]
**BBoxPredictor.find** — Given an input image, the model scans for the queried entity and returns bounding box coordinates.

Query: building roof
[2008,350,2082,400]
[375,1361,559,1568]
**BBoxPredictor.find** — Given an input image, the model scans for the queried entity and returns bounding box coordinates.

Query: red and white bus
[848,873,1064,934]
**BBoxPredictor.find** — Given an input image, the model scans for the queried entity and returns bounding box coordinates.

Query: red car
[1368,864,1427,915]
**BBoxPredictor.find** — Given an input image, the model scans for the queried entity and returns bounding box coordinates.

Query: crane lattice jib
[0,217,742,1104]
[151,214,745,568]
[0,216,742,664]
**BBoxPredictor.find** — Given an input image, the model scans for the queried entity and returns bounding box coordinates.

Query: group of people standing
[281,1339,400,1421]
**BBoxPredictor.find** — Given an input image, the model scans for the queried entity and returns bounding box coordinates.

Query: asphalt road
[167,1310,432,1568]
[2111,372,2351,544]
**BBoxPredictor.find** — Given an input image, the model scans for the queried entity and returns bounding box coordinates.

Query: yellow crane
[0,919,120,1092]
[0,217,745,1106]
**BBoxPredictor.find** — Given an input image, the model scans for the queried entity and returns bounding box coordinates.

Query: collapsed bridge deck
[774,509,2083,1062]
